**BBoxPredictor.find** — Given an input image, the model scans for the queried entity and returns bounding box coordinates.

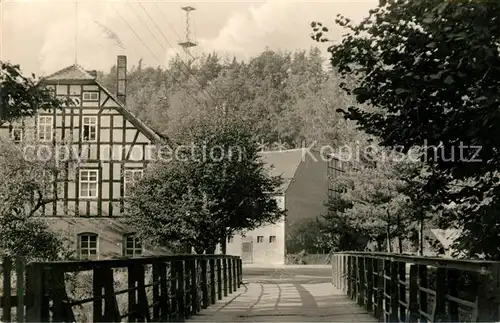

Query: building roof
[258,148,307,193]
[40,63,171,145]
[43,64,96,82]
[94,79,167,144]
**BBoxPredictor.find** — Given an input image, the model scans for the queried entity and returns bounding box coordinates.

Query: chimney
[116,55,127,105]
[86,70,97,78]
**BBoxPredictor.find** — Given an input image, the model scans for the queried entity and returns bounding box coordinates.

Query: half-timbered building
[0,56,169,259]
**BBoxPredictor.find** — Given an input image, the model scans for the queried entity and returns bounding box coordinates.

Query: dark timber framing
[62,85,69,216]
[109,113,114,217]
[0,77,163,218]
[120,114,126,215]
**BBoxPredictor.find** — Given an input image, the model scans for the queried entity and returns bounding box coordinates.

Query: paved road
[243,265,333,278]
[188,266,376,322]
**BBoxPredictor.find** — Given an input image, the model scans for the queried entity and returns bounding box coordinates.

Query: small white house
[223,148,329,266]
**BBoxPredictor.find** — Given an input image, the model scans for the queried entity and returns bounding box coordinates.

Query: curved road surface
[188,266,377,322]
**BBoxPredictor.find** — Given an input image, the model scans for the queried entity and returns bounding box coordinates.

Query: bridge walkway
[188,267,376,322]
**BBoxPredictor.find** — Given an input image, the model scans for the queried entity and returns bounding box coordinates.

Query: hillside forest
[97,48,359,149]
[96,48,423,257]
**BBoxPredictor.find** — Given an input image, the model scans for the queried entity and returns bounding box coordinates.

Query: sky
[1,0,378,77]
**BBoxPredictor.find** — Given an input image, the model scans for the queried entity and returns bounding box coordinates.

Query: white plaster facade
[216,148,329,266]
[225,195,286,266]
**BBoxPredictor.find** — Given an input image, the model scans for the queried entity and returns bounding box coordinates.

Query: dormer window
[82,91,99,101]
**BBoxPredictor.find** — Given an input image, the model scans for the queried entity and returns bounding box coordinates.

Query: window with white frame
[10,126,23,143]
[79,169,98,198]
[82,116,97,141]
[78,233,98,260]
[82,91,99,101]
[269,236,276,243]
[38,116,53,142]
[124,169,143,197]
[257,236,264,243]
[123,234,143,257]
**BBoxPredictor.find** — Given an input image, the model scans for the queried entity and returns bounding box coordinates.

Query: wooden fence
[1,255,27,322]
[1,254,242,322]
[332,252,500,322]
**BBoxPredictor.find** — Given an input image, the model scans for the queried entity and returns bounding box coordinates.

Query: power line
[133,3,214,103]
[153,2,227,107]
[134,2,217,104]
[154,2,181,40]
[112,4,205,108]
[127,3,210,102]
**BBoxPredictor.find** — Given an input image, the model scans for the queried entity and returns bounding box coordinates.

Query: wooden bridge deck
[188,271,376,322]
[9,253,500,322]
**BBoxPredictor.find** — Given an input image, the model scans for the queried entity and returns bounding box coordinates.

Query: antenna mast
[0,0,3,62]
[74,1,79,64]
[178,6,198,65]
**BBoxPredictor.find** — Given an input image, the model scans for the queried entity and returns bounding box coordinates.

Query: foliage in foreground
[0,137,74,261]
[125,118,284,254]
[313,0,500,259]
[0,61,61,124]
[328,148,427,253]
[0,63,70,261]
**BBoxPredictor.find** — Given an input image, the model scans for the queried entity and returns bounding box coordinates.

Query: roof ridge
[42,64,95,81]
[40,64,170,145]
[259,148,306,194]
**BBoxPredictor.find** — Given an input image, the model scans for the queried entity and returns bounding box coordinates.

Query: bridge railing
[20,254,242,322]
[332,252,500,322]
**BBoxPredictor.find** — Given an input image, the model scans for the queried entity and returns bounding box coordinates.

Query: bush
[286,250,309,265]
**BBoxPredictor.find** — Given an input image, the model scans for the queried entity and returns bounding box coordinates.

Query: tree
[328,146,422,253]
[285,217,333,254]
[0,137,74,261]
[312,0,500,259]
[0,61,70,261]
[0,61,61,124]
[125,117,285,254]
[97,48,355,149]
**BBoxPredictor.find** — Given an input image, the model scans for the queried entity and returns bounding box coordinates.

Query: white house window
[124,169,143,196]
[123,234,143,257]
[79,169,98,198]
[227,236,234,243]
[257,236,264,243]
[269,236,276,243]
[38,116,53,142]
[82,116,97,141]
[82,91,99,101]
[11,126,23,143]
[78,233,98,260]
